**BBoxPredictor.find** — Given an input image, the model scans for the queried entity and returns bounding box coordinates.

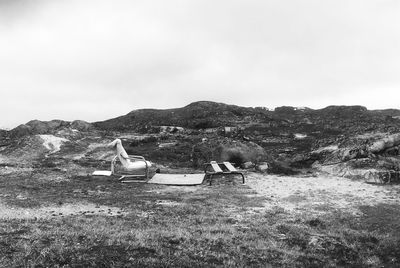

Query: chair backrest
[210,162,223,173]
[223,162,237,172]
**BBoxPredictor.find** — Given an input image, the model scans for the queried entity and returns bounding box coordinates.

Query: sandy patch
[246,173,400,215]
[0,155,8,164]
[155,200,181,206]
[312,145,338,154]
[0,166,33,175]
[38,135,69,154]
[0,201,126,219]
[145,186,200,193]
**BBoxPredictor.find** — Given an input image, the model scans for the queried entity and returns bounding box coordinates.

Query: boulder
[241,161,254,169]
[369,133,400,153]
[255,162,269,173]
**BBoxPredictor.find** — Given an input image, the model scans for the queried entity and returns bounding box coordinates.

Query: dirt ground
[1,171,399,220]
[1,168,400,267]
[245,172,400,215]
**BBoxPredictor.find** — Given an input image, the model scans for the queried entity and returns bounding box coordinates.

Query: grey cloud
[0,0,400,128]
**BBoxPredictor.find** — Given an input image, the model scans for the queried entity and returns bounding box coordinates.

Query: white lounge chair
[111,154,150,182]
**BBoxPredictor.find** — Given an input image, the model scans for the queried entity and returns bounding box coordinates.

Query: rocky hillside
[8,119,94,138]
[93,101,400,135]
[2,101,400,182]
[93,101,267,131]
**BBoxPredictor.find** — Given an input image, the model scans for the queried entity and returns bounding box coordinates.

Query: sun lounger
[111,155,150,182]
[204,161,245,185]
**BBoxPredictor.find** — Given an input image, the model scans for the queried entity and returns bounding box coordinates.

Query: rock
[26,120,51,133]
[158,142,177,148]
[9,120,70,137]
[341,148,359,161]
[27,119,68,134]
[255,162,269,173]
[70,120,93,131]
[16,194,27,200]
[243,136,250,141]
[364,170,393,183]
[9,124,32,138]
[242,161,254,169]
[369,133,400,153]
[311,161,321,168]
[46,120,69,130]
[294,133,307,140]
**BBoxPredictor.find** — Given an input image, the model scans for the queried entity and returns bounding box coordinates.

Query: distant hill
[93,101,265,131]
[93,101,400,136]
[7,119,93,138]
[4,101,400,138]
[0,129,7,139]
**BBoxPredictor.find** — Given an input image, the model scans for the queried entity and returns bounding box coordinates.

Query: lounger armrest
[129,155,146,161]
[128,156,149,178]
[129,156,149,170]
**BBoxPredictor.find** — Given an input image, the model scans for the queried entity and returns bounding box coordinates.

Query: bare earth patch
[0,201,126,219]
[38,134,69,154]
[246,172,400,215]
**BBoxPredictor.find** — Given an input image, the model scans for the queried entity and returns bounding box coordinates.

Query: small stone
[16,194,27,200]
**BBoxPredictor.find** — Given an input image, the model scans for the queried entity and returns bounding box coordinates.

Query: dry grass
[0,169,400,267]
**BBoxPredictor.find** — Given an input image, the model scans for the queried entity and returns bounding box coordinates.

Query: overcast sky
[1,0,399,128]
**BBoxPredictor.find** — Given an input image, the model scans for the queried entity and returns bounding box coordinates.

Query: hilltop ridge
[6,101,400,136]
[92,101,400,135]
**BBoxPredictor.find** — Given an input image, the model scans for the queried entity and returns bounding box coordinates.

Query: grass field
[1,167,400,267]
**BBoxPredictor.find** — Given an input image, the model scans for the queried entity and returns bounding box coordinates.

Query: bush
[221,149,246,167]
[129,136,158,147]
[193,120,217,129]
[268,160,299,175]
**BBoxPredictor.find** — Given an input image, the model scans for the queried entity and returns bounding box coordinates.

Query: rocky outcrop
[8,124,32,138]
[306,132,400,182]
[9,120,68,138]
[8,120,94,138]
[26,120,69,133]
[368,134,400,154]
[70,120,93,131]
